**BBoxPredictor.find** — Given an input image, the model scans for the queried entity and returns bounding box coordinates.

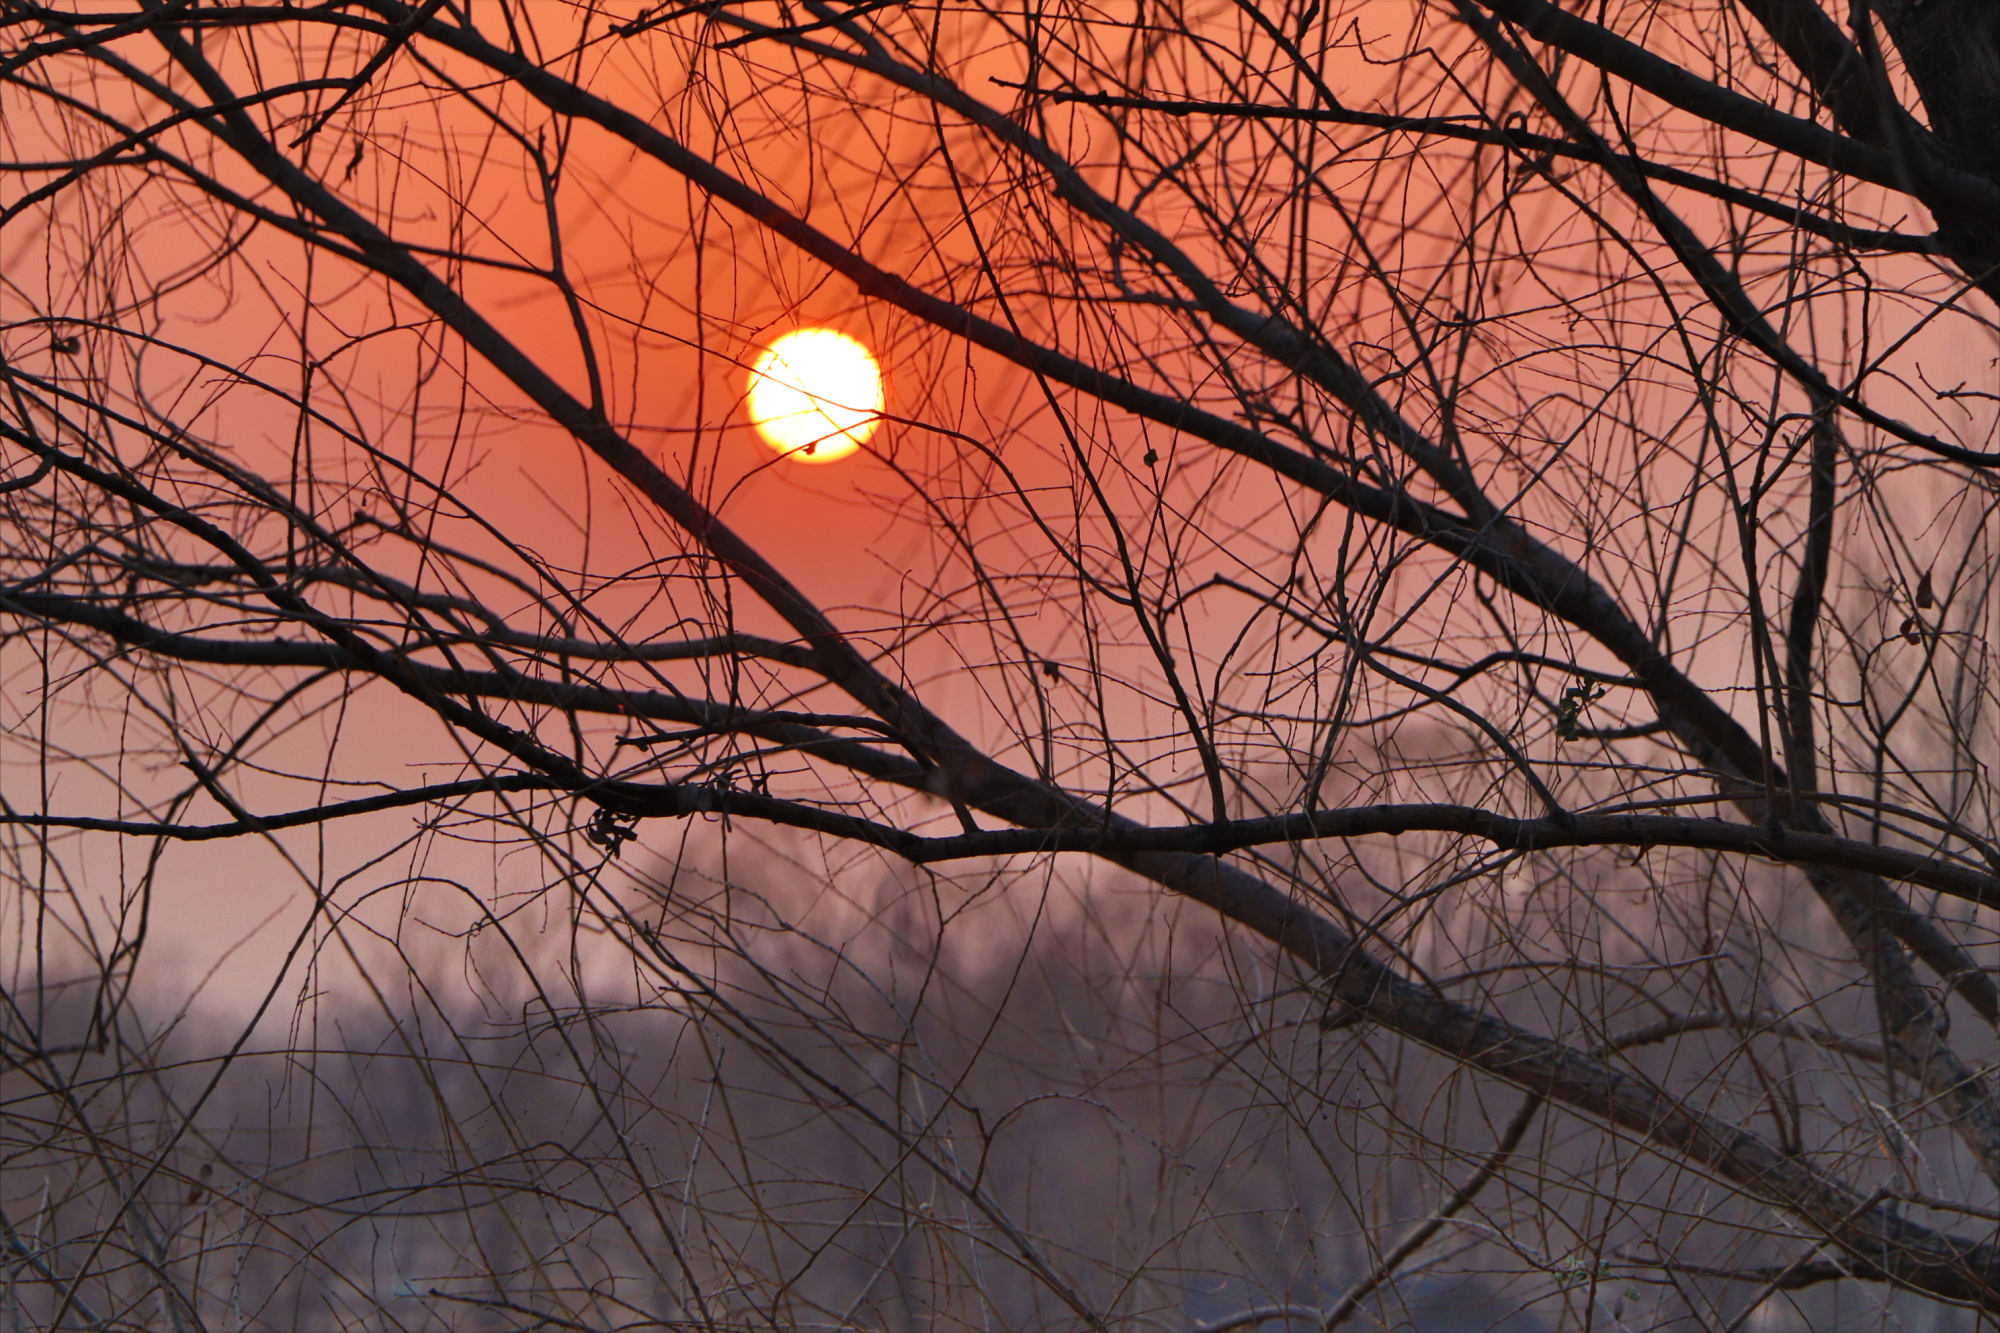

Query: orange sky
[6,0,1999,1020]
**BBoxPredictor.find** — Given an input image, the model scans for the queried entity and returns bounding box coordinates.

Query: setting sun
[745,329,884,463]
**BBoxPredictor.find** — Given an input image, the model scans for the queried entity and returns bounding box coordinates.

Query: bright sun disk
[746,329,883,463]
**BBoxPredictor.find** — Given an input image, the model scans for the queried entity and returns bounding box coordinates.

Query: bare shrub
[8,0,2000,1327]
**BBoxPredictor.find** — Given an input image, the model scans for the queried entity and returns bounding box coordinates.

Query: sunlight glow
[746,329,884,463]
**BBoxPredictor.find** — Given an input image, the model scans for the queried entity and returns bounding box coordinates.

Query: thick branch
[1469,0,2000,216]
